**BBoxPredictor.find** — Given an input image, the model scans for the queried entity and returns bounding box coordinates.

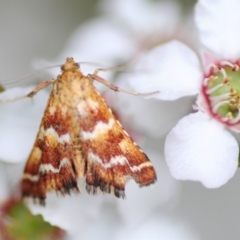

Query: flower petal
[117,148,178,225]
[117,214,200,240]
[0,86,49,162]
[195,0,240,60]
[41,17,136,82]
[100,0,181,37]
[165,111,239,188]
[0,162,23,202]
[107,78,195,138]
[27,192,109,238]
[128,40,202,100]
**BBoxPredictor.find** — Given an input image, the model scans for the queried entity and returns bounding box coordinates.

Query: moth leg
[88,74,158,96]
[0,79,54,103]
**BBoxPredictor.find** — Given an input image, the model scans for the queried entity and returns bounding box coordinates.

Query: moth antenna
[0,64,61,85]
[76,61,109,68]
[0,61,106,86]
[91,43,150,75]
[93,60,133,75]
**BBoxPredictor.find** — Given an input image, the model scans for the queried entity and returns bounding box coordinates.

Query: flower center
[202,61,240,126]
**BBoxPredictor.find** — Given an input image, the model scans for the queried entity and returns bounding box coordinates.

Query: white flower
[99,0,181,38]
[129,0,240,188]
[0,161,23,202]
[0,86,49,163]
[115,213,201,240]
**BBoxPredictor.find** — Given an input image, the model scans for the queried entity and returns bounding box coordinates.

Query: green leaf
[3,200,65,240]
[0,84,4,92]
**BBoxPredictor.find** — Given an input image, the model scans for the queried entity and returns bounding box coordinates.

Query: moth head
[61,57,80,71]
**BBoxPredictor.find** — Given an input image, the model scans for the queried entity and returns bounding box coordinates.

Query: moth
[13,58,157,205]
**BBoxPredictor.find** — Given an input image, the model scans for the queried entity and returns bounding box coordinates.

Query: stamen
[221,61,239,71]
[219,67,227,79]
[203,76,218,86]
[230,88,237,96]
[226,112,233,119]
[207,83,224,94]
[203,78,209,86]
[206,63,218,74]
[210,93,230,104]
[221,61,234,68]
[233,64,239,71]
[212,100,229,113]
[229,110,240,124]
[229,98,237,105]
[222,78,230,85]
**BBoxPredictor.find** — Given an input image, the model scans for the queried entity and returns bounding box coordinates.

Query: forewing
[78,83,157,198]
[21,90,80,205]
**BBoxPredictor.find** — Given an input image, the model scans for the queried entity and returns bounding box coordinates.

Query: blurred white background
[0,0,96,85]
[1,0,240,240]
